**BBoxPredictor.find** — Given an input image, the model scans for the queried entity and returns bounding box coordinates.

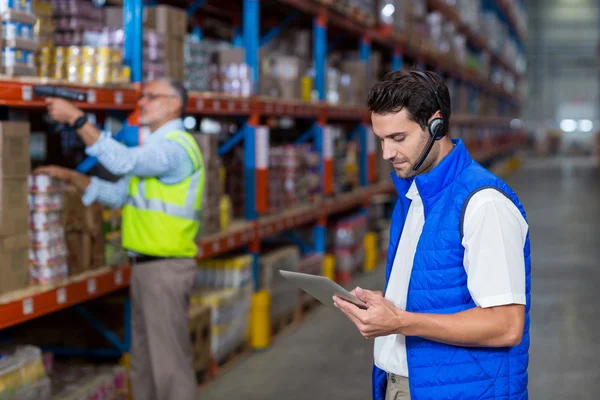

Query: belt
[128,254,168,264]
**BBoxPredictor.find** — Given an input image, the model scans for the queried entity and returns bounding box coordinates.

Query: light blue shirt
[82,119,195,207]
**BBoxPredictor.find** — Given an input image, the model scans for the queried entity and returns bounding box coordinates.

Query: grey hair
[157,77,188,117]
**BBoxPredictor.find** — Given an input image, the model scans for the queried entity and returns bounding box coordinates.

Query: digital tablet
[279,270,368,310]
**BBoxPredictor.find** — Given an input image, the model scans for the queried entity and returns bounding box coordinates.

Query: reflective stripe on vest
[125,170,202,220]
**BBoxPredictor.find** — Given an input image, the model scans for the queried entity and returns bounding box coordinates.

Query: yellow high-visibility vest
[122,130,205,258]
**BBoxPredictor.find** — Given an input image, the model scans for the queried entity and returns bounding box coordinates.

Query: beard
[393,132,435,179]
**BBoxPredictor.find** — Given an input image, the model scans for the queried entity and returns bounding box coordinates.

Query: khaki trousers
[386,373,411,400]
[129,257,198,400]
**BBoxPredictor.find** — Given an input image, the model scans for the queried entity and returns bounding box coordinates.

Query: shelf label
[57,288,66,304]
[242,102,249,112]
[22,298,33,315]
[228,237,234,247]
[196,99,204,110]
[114,270,123,285]
[276,104,283,113]
[22,85,32,101]
[366,126,376,155]
[266,103,273,113]
[212,241,220,252]
[114,91,123,105]
[323,126,333,160]
[87,90,96,104]
[228,101,235,111]
[213,101,221,111]
[255,126,270,169]
[87,278,96,294]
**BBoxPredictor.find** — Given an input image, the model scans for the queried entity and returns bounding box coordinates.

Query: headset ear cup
[428,118,445,140]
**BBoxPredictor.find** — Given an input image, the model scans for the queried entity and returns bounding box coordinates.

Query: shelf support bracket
[285,231,314,255]
[186,0,206,17]
[219,124,247,156]
[260,10,299,48]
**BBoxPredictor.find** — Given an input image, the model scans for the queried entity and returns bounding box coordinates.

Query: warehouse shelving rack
[0,0,526,363]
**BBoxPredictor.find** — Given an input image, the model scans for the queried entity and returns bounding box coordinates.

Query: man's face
[371,109,437,179]
[137,80,182,127]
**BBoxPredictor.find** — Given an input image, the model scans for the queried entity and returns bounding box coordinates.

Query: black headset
[409,70,448,171]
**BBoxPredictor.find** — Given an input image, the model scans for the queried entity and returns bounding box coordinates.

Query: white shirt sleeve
[461,188,529,308]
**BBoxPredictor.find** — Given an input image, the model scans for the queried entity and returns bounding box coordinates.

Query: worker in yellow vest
[35,79,204,400]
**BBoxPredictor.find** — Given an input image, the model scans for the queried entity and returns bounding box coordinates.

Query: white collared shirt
[374,181,528,377]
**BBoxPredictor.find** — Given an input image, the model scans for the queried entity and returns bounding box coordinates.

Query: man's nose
[382,142,396,161]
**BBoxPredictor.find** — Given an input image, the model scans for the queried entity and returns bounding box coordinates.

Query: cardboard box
[191,133,219,165]
[0,233,30,294]
[146,5,187,39]
[0,121,30,179]
[0,178,28,236]
[189,303,211,372]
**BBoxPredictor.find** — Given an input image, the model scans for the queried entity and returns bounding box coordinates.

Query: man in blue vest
[333,70,531,400]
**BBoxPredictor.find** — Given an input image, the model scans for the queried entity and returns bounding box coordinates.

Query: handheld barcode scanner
[33,85,88,133]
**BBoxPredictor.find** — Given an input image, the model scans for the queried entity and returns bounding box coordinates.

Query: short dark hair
[158,77,188,117]
[367,69,451,132]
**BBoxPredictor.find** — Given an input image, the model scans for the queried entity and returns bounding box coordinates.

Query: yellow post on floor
[364,232,378,272]
[322,254,336,281]
[250,290,271,350]
[119,353,132,400]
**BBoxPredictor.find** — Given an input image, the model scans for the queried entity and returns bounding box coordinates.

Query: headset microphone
[413,134,437,171]
[408,70,448,172]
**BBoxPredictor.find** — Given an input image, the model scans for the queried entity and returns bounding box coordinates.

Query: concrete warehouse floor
[199,156,600,400]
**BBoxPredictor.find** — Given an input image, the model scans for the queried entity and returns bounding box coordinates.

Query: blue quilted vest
[372,139,531,400]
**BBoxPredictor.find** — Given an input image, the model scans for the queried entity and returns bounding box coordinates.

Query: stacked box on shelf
[62,185,104,275]
[191,281,253,364]
[33,0,54,47]
[330,126,359,194]
[0,2,39,76]
[191,132,223,237]
[259,246,301,320]
[328,213,367,280]
[38,43,129,84]
[296,252,324,304]
[222,146,244,219]
[268,144,320,214]
[0,122,31,295]
[259,29,310,100]
[145,5,185,81]
[213,46,252,97]
[52,0,103,46]
[28,174,68,284]
[184,36,211,92]
[0,345,51,400]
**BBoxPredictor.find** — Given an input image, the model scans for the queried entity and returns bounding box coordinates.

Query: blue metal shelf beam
[260,10,299,48]
[243,0,260,85]
[123,0,143,83]
[313,16,326,101]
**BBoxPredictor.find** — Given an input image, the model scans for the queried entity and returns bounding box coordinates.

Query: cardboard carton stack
[145,5,186,81]
[28,174,68,285]
[0,122,31,295]
[63,185,104,276]
[1,1,40,76]
[191,133,222,238]
[268,144,320,214]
